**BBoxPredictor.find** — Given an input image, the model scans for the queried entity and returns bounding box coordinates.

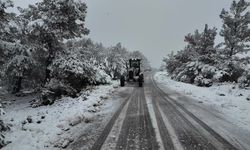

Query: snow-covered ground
[1,81,122,150]
[154,71,250,131]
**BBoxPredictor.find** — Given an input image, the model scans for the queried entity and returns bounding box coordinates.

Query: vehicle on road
[120,58,144,87]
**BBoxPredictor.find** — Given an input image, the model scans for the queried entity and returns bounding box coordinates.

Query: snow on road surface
[154,71,250,131]
[1,81,122,150]
[2,72,250,150]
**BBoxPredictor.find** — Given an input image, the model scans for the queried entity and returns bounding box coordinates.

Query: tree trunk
[12,76,22,94]
[229,44,235,58]
[44,54,54,85]
[43,38,55,85]
[230,47,233,57]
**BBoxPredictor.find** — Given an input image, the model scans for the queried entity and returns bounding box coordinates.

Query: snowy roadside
[154,71,250,131]
[1,80,123,150]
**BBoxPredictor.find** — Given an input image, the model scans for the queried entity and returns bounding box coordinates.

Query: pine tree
[20,0,89,84]
[220,0,250,58]
[164,25,217,85]
[184,24,217,64]
[199,24,217,56]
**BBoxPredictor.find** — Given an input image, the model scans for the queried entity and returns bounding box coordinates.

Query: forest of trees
[0,0,150,99]
[0,0,150,146]
[163,0,250,88]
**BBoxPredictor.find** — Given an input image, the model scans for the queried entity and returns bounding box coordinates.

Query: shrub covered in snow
[0,102,9,148]
[49,54,96,89]
[238,71,250,88]
[163,1,250,88]
[94,68,112,85]
[41,79,78,105]
[37,46,116,105]
[165,51,249,88]
[36,53,96,105]
[194,75,213,87]
[216,60,246,83]
[172,61,215,86]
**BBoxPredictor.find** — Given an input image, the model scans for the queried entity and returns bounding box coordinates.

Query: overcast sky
[10,0,233,68]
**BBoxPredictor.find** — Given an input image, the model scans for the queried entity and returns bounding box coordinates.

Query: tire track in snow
[115,87,158,150]
[144,84,174,150]
[152,76,238,150]
[90,88,134,150]
[100,88,134,150]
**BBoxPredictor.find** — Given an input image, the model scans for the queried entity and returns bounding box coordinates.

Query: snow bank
[1,80,120,150]
[154,71,250,131]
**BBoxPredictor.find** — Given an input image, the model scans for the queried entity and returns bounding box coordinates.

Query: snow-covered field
[154,71,250,131]
[1,81,122,150]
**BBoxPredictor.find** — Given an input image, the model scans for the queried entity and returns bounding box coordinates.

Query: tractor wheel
[139,80,143,87]
[138,74,143,87]
[120,75,125,87]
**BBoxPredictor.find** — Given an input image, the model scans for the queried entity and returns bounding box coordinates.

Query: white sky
[10,0,234,68]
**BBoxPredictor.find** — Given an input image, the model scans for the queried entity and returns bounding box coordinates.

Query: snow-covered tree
[164,25,217,86]
[47,52,95,95]
[0,1,14,147]
[104,43,129,79]
[35,38,116,106]
[0,0,14,64]
[220,0,250,58]
[5,50,35,93]
[163,51,181,74]
[19,0,89,83]
[0,0,37,93]
[184,24,217,64]
[0,0,152,107]
[0,40,39,93]
[0,0,14,40]
[68,38,107,66]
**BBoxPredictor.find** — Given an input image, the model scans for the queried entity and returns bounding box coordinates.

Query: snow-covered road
[154,71,250,132]
[2,72,250,150]
[85,73,250,150]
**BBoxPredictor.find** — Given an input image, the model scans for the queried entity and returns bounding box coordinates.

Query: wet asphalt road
[88,74,249,150]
